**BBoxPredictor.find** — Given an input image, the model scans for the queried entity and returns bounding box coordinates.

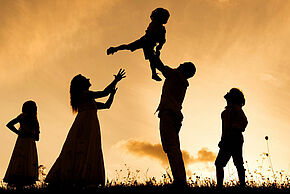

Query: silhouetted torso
[77,91,98,112]
[220,105,248,146]
[157,66,189,118]
[145,20,166,45]
[17,114,39,138]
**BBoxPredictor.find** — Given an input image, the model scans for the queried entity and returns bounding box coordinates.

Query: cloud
[260,73,283,87]
[120,139,216,167]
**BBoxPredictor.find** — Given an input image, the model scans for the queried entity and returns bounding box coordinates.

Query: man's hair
[179,62,196,78]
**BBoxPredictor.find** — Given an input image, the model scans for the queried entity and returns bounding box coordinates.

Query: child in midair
[107,8,170,82]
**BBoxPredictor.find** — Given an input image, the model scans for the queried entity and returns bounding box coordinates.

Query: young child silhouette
[215,88,248,188]
[4,101,40,189]
[107,8,170,82]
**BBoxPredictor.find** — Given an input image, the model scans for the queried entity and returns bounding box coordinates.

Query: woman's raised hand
[114,69,126,82]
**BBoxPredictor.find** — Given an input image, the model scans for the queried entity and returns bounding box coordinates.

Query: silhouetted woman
[45,69,125,188]
[215,88,248,187]
[4,100,40,189]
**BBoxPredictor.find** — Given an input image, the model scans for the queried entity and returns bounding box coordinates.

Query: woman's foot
[107,47,117,55]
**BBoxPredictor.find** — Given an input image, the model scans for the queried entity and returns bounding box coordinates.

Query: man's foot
[152,73,162,81]
[107,47,117,55]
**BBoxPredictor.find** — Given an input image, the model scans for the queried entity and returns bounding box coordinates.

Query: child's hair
[150,8,170,24]
[22,100,37,115]
[70,74,90,113]
[22,100,39,131]
[224,88,245,107]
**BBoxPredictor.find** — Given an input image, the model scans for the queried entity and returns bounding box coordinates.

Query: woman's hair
[150,8,170,24]
[224,88,245,107]
[70,74,89,113]
[22,100,39,131]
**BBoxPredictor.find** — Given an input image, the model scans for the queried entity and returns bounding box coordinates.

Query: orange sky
[0,0,289,181]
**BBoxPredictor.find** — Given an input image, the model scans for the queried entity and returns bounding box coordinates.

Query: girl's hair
[150,8,170,24]
[22,100,37,115]
[224,88,245,107]
[70,74,89,113]
[22,100,39,131]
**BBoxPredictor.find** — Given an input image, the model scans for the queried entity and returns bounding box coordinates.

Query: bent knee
[215,159,227,168]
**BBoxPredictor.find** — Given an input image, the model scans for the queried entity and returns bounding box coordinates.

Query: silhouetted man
[215,88,248,187]
[153,54,196,186]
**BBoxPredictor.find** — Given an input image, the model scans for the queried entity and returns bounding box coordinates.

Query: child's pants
[215,139,245,186]
[127,36,155,60]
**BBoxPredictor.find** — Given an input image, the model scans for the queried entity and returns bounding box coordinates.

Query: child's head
[224,88,245,107]
[150,8,170,24]
[70,74,91,113]
[22,100,39,131]
[22,100,37,116]
[178,62,196,79]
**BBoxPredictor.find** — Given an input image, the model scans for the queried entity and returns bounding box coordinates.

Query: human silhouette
[45,69,126,188]
[4,101,40,190]
[215,88,248,188]
[107,8,170,82]
[152,54,196,187]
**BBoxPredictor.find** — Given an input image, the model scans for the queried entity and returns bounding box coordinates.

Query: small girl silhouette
[215,88,248,188]
[107,8,170,82]
[4,101,40,189]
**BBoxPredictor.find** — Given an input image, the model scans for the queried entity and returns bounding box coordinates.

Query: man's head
[177,62,196,79]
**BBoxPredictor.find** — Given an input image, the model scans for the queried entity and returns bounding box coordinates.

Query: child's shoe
[152,73,162,81]
[107,47,117,55]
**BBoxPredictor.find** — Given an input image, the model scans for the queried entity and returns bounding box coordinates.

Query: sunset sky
[0,0,289,181]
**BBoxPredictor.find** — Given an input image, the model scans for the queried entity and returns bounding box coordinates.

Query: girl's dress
[46,91,105,186]
[3,114,39,186]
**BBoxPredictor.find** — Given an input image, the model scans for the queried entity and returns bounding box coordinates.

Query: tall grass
[0,163,289,193]
[0,137,289,192]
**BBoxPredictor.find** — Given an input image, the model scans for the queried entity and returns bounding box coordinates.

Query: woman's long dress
[45,96,105,186]
[3,114,39,186]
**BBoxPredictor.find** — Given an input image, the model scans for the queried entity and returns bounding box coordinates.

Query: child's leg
[107,37,144,55]
[150,62,162,81]
[145,49,162,81]
[233,144,245,186]
[149,58,162,81]
[107,44,130,55]
[215,148,231,187]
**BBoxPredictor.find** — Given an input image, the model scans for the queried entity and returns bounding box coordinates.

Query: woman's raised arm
[91,69,126,99]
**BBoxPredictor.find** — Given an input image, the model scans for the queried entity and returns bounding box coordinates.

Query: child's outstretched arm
[96,87,118,110]
[91,69,126,99]
[6,117,20,135]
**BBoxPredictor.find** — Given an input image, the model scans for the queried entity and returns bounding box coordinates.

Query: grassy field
[0,182,289,194]
[0,166,289,193]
